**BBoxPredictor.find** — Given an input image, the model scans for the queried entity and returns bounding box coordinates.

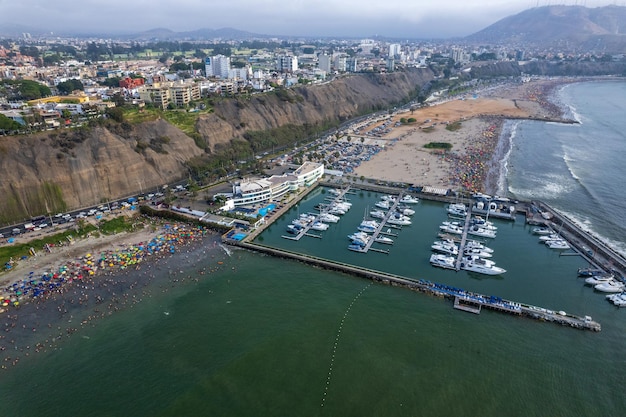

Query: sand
[353,79,571,192]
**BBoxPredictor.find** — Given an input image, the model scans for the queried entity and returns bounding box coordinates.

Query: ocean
[1,80,625,416]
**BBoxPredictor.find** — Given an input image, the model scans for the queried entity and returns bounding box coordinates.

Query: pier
[224,238,601,332]
[454,205,473,271]
[219,183,614,333]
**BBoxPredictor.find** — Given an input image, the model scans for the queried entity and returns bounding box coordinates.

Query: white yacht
[374,236,394,245]
[470,216,497,231]
[460,256,506,275]
[594,280,626,293]
[431,240,459,256]
[468,225,497,239]
[440,223,463,235]
[447,203,467,217]
[400,195,419,204]
[358,220,379,233]
[545,239,570,250]
[375,200,391,210]
[369,209,386,219]
[465,240,494,253]
[607,293,626,307]
[429,254,456,270]
[388,215,411,226]
[310,221,329,231]
[532,226,553,235]
[319,213,339,223]
[463,247,493,258]
[396,207,415,216]
[585,275,614,286]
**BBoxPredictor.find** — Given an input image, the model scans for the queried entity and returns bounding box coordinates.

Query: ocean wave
[508,172,575,200]
[561,150,580,181]
[495,121,518,195]
[555,208,626,258]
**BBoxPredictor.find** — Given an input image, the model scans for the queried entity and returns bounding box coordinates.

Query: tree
[0,114,21,132]
[57,79,84,95]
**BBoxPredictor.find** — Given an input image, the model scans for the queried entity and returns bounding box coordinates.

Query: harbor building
[229,162,324,207]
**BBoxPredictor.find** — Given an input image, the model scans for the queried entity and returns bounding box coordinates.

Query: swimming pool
[258,203,276,217]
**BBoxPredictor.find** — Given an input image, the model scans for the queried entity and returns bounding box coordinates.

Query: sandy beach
[353,79,572,193]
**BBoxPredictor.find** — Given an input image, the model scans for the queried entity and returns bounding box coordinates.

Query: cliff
[0,120,204,223]
[0,69,435,224]
[196,69,435,152]
[469,60,626,78]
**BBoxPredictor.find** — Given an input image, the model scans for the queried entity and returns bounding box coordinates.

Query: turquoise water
[1,81,626,416]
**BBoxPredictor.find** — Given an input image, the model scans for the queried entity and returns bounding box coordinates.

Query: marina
[224,183,623,332]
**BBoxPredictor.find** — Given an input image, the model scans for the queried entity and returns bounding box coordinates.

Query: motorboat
[465,240,494,253]
[328,188,341,196]
[374,236,394,245]
[585,274,614,286]
[358,220,379,233]
[447,203,467,217]
[606,292,626,307]
[470,216,497,231]
[532,226,554,235]
[396,207,415,216]
[348,244,365,252]
[539,234,563,242]
[310,221,329,231]
[319,213,339,223]
[400,195,419,204]
[468,226,497,239]
[431,240,459,256]
[594,280,626,293]
[347,231,369,242]
[375,200,391,209]
[286,224,301,234]
[381,195,397,202]
[440,223,463,235]
[460,256,506,275]
[369,209,386,219]
[545,239,570,250]
[429,253,456,270]
[463,247,493,258]
[387,215,411,226]
[577,267,604,277]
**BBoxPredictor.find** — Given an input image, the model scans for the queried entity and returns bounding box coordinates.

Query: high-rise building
[346,57,357,72]
[276,55,298,73]
[334,56,347,72]
[205,55,231,78]
[318,54,331,73]
[388,43,401,58]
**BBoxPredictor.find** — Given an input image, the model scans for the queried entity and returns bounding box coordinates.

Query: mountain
[465,5,626,53]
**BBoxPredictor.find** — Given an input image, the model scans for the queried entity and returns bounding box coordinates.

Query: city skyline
[0,0,620,39]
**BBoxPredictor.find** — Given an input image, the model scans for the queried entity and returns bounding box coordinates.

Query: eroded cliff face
[197,69,435,151]
[0,69,435,223]
[0,120,204,222]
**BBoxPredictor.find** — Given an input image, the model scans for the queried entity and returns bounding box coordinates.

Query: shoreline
[353,77,578,194]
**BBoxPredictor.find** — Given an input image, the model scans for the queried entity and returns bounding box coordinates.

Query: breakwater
[226,239,601,331]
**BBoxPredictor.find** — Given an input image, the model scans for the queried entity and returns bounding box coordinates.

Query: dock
[454,205,473,271]
[226,239,601,332]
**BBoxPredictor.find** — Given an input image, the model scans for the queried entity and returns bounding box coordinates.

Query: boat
[463,247,493,258]
[577,267,604,277]
[545,239,570,250]
[532,226,554,235]
[447,203,467,217]
[470,216,497,231]
[310,221,329,231]
[439,223,463,235]
[348,232,370,245]
[468,225,497,239]
[396,207,415,216]
[375,200,391,209]
[381,195,396,202]
[348,244,365,252]
[539,234,563,242]
[374,236,394,245]
[369,209,386,219]
[400,195,419,204]
[594,280,626,293]
[431,240,459,255]
[584,274,615,286]
[319,213,339,223]
[286,224,301,234]
[387,215,411,226]
[460,256,506,275]
[328,188,341,196]
[465,240,494,253]
[606,292,626,307]
[358,220,379,233]
[429,253,456,270]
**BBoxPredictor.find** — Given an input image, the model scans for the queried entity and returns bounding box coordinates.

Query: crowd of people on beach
[443,121,501,193]
[0,221,228,370]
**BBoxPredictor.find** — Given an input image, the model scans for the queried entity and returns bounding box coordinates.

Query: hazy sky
[0,0,618,38]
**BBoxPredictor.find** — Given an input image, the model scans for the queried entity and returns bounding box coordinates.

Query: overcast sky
[0,0,618,38]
